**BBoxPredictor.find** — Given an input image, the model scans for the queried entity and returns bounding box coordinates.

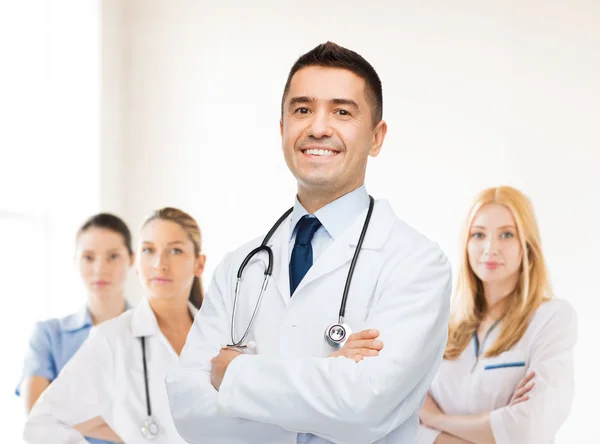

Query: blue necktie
[289,216,322,296]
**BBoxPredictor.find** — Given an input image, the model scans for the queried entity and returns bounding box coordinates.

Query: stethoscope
[228,195,374,350]
[139,336,160,440]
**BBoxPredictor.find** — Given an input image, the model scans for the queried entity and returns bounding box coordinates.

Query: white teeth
[304,149,337,156]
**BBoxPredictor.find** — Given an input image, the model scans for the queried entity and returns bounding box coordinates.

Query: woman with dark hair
[24,208,206,444]
[17,213,134,443]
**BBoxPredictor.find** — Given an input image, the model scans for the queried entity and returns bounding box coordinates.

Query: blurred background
[1,1,598,442]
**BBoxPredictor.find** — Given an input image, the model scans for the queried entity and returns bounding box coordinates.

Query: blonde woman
[418,186,577,444]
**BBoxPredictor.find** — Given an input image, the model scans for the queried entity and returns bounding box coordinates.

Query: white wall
[127,1,597,442]
[35,0,103,316]
[101,0,127,215]
[2,1,104,442]
[100,0,143,304]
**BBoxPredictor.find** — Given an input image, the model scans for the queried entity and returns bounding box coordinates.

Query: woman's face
[137,219,204,302]
[76,228,132,302]
[468,203,523,285]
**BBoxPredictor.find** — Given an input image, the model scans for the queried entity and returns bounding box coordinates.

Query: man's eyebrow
[329,98,359,108]
[288,96,359,109]
[289,96,314,105]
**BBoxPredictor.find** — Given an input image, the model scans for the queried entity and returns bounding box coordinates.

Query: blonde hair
[142,207,204,309]
[444,186,552,359]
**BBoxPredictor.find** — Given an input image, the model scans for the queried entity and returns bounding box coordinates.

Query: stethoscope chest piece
[324,321,352,349]
[140,416,159,440]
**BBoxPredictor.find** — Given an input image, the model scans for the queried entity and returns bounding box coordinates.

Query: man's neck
[297,183,364,214]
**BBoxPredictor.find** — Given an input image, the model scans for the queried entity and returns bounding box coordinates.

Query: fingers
[344,329,383,351]
[347,329,379,342]
[351,348,380,357]
[517,371,535,388]
[327,329,383,361]
[514,381,535,399]
[510,394,530,405]
[511,371,536,403]
[510,374,536,405]
[343,339,384,351]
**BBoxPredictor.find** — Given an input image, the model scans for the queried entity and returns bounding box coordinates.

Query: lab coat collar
[131,298,199,338]
[275,198,395,251]
[289,185,370,242]
[347,199,396,250]
[293,199,395,295]
[267,214,292,303]
[267,198,396,302]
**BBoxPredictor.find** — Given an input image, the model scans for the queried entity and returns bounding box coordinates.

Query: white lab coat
[23,299,198,444]
[418,298,578,444]
[166,199,453,444]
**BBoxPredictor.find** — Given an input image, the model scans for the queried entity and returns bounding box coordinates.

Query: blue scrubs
[17,305,128,444]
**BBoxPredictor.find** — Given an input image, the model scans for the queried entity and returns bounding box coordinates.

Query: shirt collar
[59,300,132,333]
[289,184,370,241]
[59,305,93,332]
[131,298,199,338]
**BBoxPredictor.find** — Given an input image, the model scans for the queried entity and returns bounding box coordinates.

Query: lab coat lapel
[291,200,394,296]
[266,214,292,306]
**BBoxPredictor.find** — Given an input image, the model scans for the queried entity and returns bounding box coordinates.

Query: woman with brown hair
[418,186,577,444]
[24,208,206,444]
[17,213,133,444]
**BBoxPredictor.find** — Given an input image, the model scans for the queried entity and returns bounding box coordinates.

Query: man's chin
[297,176,336,191]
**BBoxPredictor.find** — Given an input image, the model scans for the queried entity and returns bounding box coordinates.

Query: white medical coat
[166,199,453,444]
[418,298,577,444]
[24,299,197,444]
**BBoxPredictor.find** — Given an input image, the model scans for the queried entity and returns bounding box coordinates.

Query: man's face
[280,66,386,197]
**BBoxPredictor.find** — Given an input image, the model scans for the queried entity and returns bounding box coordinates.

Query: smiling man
[166,42,452,444]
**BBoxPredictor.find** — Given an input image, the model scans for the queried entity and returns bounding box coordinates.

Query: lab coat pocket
[479,350,528,398]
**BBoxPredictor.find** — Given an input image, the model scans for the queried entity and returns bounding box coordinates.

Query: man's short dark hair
[281,41,383,127]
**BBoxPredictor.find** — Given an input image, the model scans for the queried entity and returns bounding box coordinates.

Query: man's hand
[419,392,444,429]
[210,348,242,391]
[328,329,383,362]
[509,371,535,405]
